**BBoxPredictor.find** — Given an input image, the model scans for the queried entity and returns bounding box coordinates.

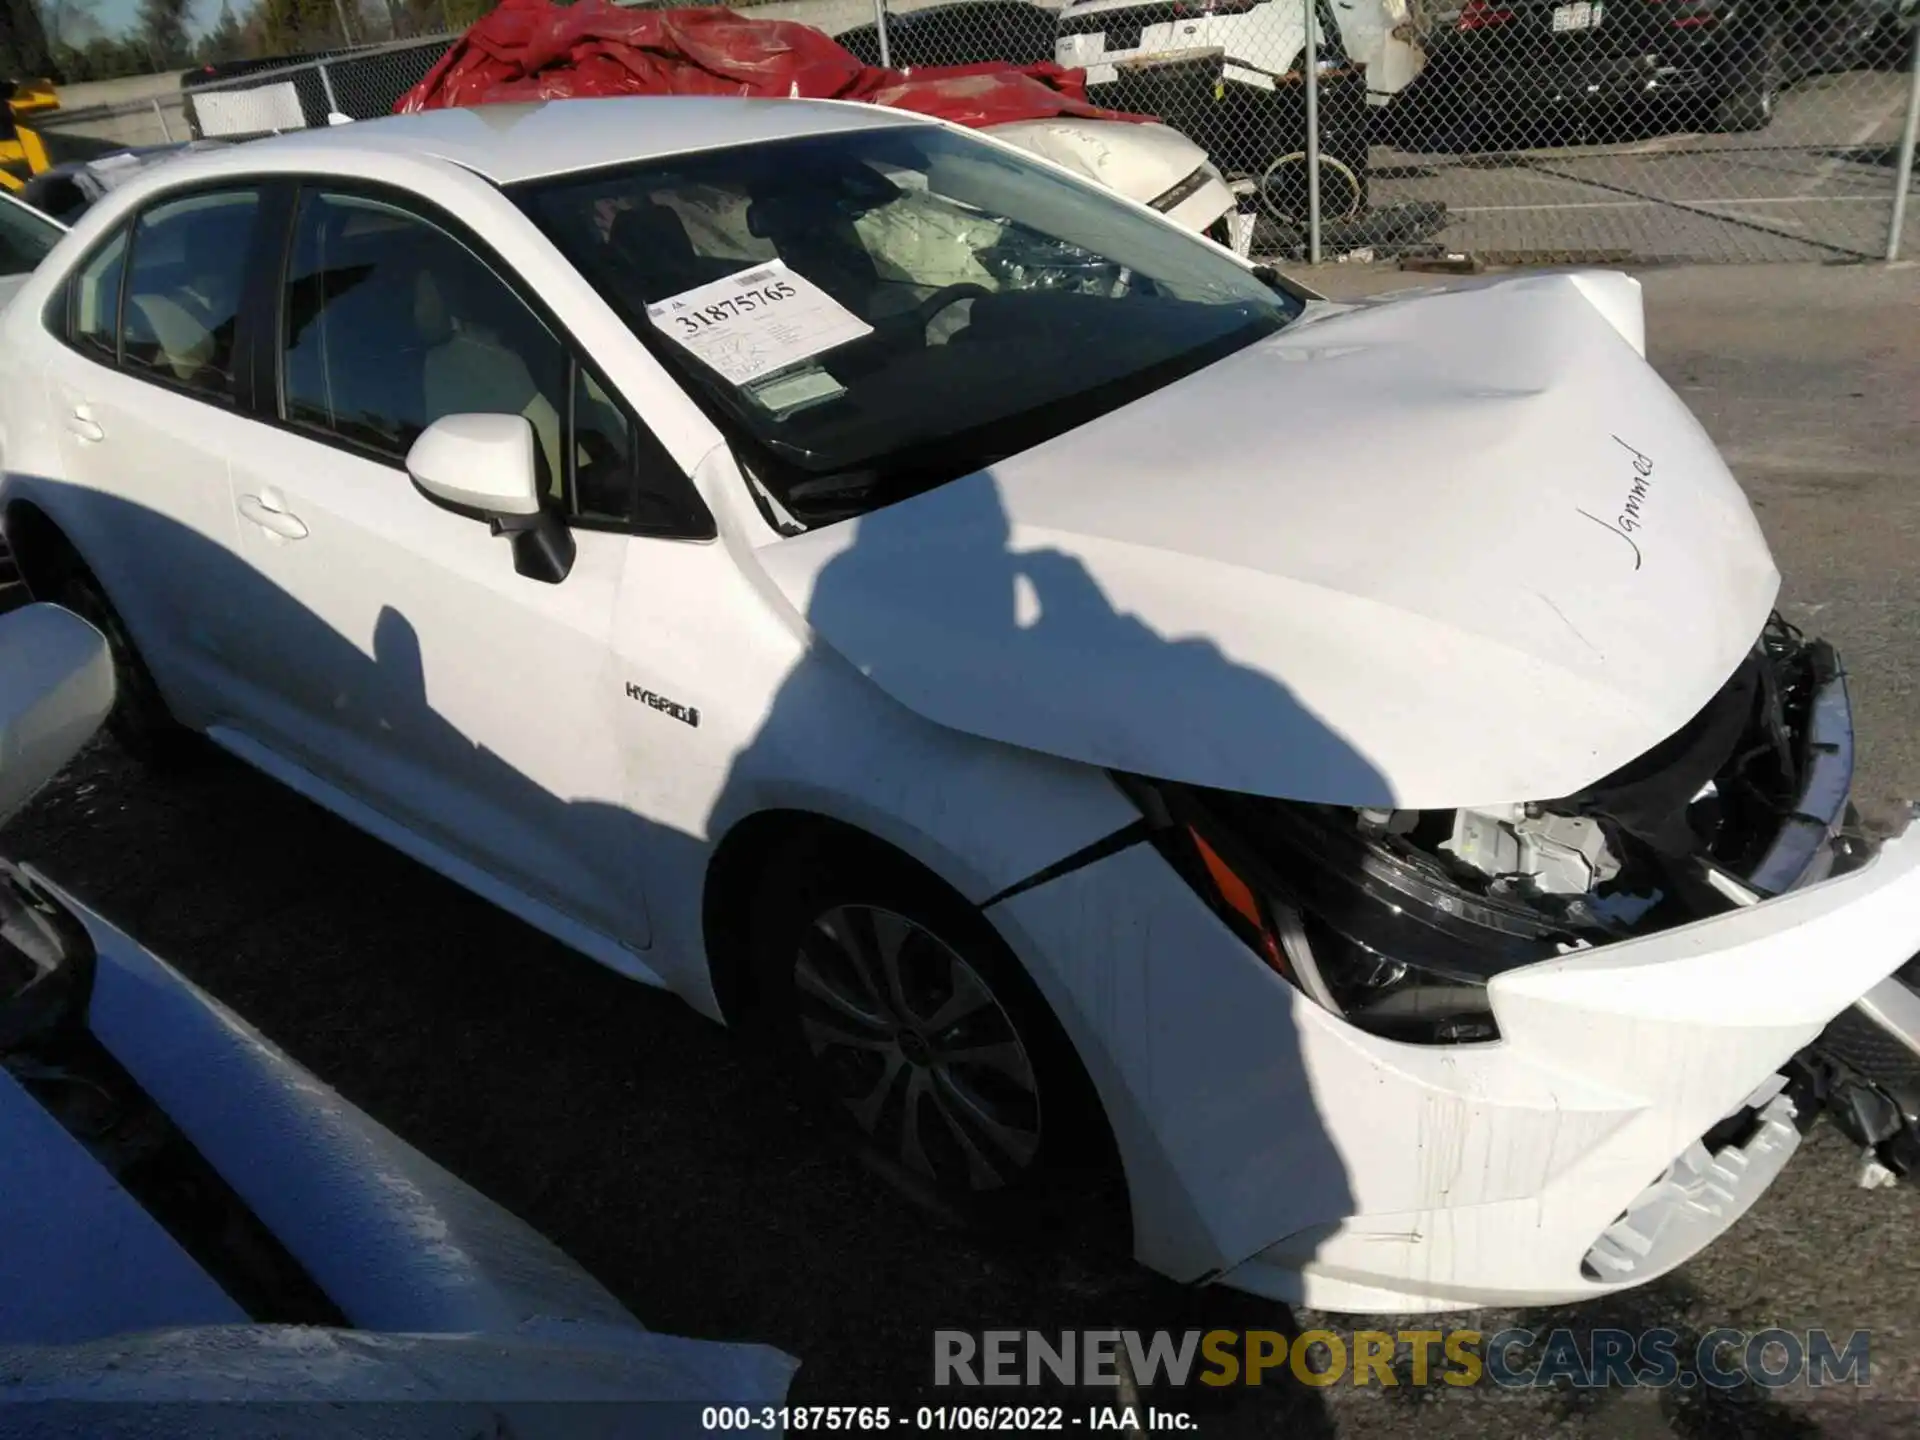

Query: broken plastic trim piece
[1581,1085,1801,1284]
[1805,983,1920,1178]
[1746,644,1854,896]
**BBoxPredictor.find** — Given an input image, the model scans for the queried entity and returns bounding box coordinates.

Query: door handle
[238,494,310,541]
[64,406,104,443]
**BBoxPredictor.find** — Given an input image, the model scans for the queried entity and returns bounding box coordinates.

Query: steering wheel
[913,282,992,331]
[830,282,994,377]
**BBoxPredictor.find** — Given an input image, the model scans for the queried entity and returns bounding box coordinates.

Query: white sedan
[3,96,1917,1314]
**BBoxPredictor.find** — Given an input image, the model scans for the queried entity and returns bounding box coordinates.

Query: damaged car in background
[393,0,1242,244]
[2,96,1918,1317]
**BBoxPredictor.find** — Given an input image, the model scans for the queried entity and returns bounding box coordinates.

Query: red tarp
[395,0,1148,129]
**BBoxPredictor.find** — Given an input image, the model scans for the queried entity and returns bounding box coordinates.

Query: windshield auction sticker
[646,261,873,386]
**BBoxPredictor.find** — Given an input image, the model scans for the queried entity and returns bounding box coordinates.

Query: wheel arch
[3,496,87,601]
[700,806,836,1030]
[700,806,1002,1027]
[698,801,1134,1240]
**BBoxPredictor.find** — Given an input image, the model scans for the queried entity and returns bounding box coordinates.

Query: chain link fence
[24,0,1920,263]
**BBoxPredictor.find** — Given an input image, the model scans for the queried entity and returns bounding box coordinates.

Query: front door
[219,186,649,947]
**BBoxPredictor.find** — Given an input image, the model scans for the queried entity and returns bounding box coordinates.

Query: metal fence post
[872,0,892,68]
[1303,0,1322,263]
[1888,21,1920,262]
[150,97,173,143]
[317,59,343,119]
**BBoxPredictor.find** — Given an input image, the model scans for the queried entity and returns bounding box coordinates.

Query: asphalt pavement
[2,260,1916,1437]
[1370,68,1920,263]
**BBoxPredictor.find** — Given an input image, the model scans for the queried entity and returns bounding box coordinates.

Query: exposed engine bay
[1310,615,1864,958]
[1125,614,1920,1182]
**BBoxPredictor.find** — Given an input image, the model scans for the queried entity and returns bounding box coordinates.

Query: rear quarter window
[68,228,128,364]
[120,189,261,401]
[0,196,62,278]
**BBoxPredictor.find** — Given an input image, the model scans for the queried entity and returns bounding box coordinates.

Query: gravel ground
[3,262,1917,1436]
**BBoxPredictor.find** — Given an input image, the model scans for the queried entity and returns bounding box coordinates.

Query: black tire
[53,568,198,768]
[747,834,1127,1240]
[1713,33,1785,133]
[1257,153,1366,228]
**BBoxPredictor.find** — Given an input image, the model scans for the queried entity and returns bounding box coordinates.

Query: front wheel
[748,838,1125,1237]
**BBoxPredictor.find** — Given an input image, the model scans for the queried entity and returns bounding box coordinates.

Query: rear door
[40,186,268,719]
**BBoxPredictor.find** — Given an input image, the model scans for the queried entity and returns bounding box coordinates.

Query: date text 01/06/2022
[700,1407,1197,1432]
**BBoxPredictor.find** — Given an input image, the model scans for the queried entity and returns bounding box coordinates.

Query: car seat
[284,220,433,444]
[608,201,725,300]
[415,263,564,502]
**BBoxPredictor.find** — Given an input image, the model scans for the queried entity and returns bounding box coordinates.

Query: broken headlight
[1115,618,1866,1047]
[1119,777,1577,1044]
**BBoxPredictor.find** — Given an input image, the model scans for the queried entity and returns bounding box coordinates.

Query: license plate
[1551,2,1603,30]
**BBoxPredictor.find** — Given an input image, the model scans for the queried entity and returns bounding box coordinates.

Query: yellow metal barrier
[1,80,61,192]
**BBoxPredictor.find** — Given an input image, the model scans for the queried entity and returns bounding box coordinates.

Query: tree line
[6,0,502,84]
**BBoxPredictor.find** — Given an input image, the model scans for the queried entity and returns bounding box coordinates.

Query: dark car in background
[1417,0,1904,138]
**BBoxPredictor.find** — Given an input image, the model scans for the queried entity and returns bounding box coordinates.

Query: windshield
[515,126,1301,524]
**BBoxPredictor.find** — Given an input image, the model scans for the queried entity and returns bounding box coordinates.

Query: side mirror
[0,604,116,826]
[405,413,574,584]
[406,413,543,517]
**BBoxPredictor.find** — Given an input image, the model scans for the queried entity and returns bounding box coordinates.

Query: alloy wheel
[792,904,1042,1193]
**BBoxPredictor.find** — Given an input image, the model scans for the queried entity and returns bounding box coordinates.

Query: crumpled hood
[756,272,1781,809]
[985,118,1209,206]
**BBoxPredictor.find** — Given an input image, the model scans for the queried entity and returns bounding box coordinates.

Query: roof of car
[205,97,934,186]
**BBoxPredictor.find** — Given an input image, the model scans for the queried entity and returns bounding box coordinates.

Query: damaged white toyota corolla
[3,98,1917,1314]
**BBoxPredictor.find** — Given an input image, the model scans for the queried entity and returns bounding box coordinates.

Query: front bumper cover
[1214,818,1920,1312]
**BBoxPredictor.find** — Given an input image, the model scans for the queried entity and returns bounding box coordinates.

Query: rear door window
[119,189,261,400]
[69,228,126,364]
